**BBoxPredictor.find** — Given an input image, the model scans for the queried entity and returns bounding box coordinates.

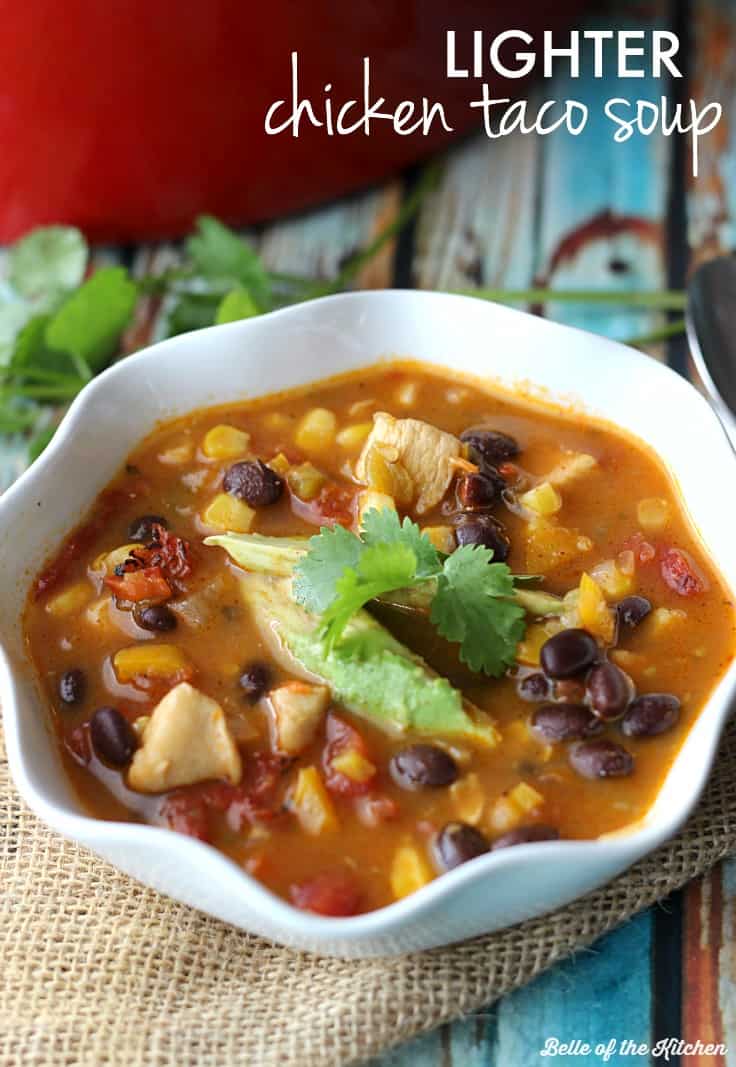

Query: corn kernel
[202,424,251,460]
[335,422,373,450]
[610,649,648,678]
[113,644,191,683]
[421,525,456,555]
[487,782,544,834]
[287,462,326,501]
[590,559,636,600]
[509,781,543,813]
[449,772,485,825]
[45,581,92,618]
[291,766,338,835]
[516,620,563,666]
[201,493,255,533]
[390,843,433,900]
[294,408,337,454]
[268,452,290,477]
[649,606,687,636]
[158,440,193,466]
[358,489,396,528]
[637,497,670,533]
[578,573,615,644]
[331,749,377,783]
[520,481,562,517]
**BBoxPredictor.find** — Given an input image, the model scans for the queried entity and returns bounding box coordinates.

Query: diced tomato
[323,713,375,797]
[35,489,138,599]
[289,869,362,917]
[354,793,399,828]
[661,547,707,597]
[498,462,518,481]
[291,483,358,529]
[105,565,172,602]
[64,724,92,766]
[147,524,193,580]
[163,754,291,840]
[160,792,209,842]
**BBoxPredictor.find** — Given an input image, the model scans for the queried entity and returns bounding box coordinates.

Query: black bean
[435,822,489,870]
[58,668,86,706]
[491,825,560,850]
[531,703,603,743]
[617,595,652,630]
[454,514,511,562]
[223,460,284,507]
[569,739,634,780]
[587,661,632,721]
[128,514,168,543]
[390,744,459,791]
[621,693,680,738]
[239,662,271,703]
[540,629,599,679]
[461,428,520,467]
[517,672,550,702]
[134,604,177,632]
[90,707,137,767]
[456,470,503,511]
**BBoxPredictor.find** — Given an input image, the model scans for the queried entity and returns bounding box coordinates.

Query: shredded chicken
[128,682,242,793]
[355,412,462,514]
[270,681,330,755]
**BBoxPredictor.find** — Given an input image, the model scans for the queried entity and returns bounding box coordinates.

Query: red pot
[0,3,580,240]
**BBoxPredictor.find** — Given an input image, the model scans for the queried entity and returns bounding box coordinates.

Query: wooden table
[1,2,734,1063]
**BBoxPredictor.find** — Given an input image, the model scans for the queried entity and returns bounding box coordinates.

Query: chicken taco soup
[24,362,736,916]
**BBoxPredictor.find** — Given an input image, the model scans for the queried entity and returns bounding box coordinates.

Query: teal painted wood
[367,915,653,1067]
[536,2,671,347]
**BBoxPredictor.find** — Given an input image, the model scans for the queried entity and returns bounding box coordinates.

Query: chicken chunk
[355,412,462,514]
[270,681,330,755]
[128,682,242,793]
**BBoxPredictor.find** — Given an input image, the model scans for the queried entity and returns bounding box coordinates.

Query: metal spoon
[686,254,736,452]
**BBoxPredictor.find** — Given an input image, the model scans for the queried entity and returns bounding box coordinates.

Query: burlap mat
[3,718,736,1067]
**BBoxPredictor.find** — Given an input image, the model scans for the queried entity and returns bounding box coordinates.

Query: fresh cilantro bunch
[293,508,526,677]
[0,171,439,462]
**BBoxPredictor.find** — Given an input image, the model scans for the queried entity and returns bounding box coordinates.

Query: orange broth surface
[23,362,736,915]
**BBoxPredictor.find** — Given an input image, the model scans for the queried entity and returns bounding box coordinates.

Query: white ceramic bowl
[2,291,735,958]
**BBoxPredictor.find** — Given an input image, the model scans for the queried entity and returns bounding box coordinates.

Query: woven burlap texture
[2,719,736,1067]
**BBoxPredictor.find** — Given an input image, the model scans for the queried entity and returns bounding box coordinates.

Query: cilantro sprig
[293,508,526,677]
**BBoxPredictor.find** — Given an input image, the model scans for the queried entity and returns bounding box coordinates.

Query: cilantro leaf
[8,226,88,303]
[165,290,222,337]
[215,287,259,324]
[321,542,419,646]
[293,524,364,615]
[431,545,526,676]
[186,216,272,311]
[45,267,137,373]
[360,508,441,578]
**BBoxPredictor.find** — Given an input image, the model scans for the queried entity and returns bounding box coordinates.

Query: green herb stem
[451,288,687,310]
[623,318,687,347]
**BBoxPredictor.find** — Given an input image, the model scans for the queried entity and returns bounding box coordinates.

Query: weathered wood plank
[683,2,736,1062]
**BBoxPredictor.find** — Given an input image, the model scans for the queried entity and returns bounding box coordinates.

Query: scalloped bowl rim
[1,289,734,957]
